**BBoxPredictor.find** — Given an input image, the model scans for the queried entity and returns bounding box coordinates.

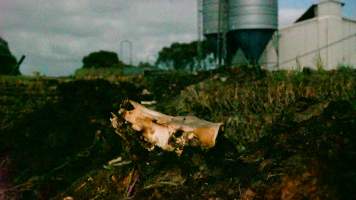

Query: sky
[0,0,355,76]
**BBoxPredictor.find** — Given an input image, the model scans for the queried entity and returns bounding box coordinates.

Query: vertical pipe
[275,31,280,70]
[120,40,133,66]
[317,16,321,68]
[326,18,329,68]
[130,43,133,66]
[197,0,203,70]
[222,0,228,67]
[217,0,222,68]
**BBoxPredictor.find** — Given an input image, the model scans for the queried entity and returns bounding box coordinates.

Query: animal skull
[112,100,222,155]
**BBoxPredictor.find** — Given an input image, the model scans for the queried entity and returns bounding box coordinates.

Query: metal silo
[228,0,278,63]
[202,0,228,66]
[202,0,228,35]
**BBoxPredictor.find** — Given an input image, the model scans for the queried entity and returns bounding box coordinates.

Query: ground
[1,67,356,200]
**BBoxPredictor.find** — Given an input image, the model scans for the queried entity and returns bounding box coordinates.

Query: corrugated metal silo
[202,0,228,35]
[202,0,228,62]
[228,0,278,63]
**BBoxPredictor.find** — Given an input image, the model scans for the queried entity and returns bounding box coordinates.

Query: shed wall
[262,17,356,70]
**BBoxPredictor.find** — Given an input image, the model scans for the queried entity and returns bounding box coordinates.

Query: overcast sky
[0,0,355,76]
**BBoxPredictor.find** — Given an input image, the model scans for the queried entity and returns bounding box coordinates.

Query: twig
[125,169,139,199]
[143,181,180,190]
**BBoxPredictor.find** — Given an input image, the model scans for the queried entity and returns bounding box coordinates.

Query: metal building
[262,0,356,70]
[201,0,278,65]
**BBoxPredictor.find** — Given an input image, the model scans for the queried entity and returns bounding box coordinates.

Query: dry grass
[169,69,356,151]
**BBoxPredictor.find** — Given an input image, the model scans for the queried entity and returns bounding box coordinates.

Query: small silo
[228,0,278,63]
[203,0,228,36]
[202,0,228,57]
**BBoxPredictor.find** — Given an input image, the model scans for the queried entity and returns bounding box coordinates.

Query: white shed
[261,0,356,70]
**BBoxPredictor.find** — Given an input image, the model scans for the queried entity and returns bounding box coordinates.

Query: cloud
[0,0,197,76]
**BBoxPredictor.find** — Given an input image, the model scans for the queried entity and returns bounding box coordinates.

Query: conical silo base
[232,29,275,64]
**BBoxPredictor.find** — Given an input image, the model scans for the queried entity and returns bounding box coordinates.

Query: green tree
[155,40,214,71]
[137,62,154,68]
[0,37,20,75]
[82,50,125,68]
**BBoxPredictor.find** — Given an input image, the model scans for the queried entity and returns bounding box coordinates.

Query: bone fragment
[112,100,222,155]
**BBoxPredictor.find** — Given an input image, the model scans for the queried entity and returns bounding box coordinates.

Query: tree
[82,50,125,68]
[0,37,20,75]
[137,62,154,68]
[155,40,214,71]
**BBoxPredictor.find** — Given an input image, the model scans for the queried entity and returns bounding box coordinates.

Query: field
[1,67,356,200]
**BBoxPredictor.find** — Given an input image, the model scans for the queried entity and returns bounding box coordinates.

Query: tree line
[0,38,215,76]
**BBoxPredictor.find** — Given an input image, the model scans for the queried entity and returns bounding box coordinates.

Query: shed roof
[295,4,318,23]
[295,1,345,23]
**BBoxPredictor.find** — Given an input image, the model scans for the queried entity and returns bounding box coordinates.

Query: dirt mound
[52,100,356,200]
[0,79,143,199]
[2,69,356,199]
